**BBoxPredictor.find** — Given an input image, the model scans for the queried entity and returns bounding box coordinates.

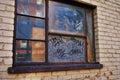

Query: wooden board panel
[86,9,94,62]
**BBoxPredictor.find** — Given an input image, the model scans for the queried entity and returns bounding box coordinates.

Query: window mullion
[45,0,49,63]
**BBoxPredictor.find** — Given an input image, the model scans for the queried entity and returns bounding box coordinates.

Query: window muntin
[14,0,94,64]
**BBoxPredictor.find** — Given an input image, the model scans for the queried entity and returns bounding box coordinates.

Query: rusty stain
[103,73,106,76]
[110,71,113,75]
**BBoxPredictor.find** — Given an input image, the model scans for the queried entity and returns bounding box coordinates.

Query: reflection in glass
[49,1,85,34]
[17,0,45,17]
[16,15,45,40]
[30,41,45,62]
[16,40,45,62]
[48,35,85,62]
[20,40,27,48]
[16,40,31,62]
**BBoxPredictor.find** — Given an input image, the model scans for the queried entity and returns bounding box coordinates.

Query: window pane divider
[16,38,46,42]
[48,32,86,38]
[45,0,49,63]
[17,13,46,20]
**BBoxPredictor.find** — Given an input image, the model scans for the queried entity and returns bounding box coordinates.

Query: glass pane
[16,40,31,62]
[86,9,94,62]
[48,35,86,62]
[17,0,45,17]
[16,15,45,40]
[18,40,28,49]
[30,41,45,62]
[16,40,45,62]
[49,1,85,35]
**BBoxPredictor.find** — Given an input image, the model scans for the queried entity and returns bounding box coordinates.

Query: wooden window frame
[8,0,103,74]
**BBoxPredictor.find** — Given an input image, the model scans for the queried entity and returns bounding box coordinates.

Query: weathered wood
[8,63,103,74]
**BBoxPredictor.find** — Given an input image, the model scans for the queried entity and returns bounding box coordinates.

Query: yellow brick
[79,70,90,74]
[63,75,72,80]
[2,17,14,24]
[116,50,120,54]
[3,44,13,50]
[0,51,13,57]
[102,62,113,66]
[52,71,66,76]
[71,74,82,79]
[57,75,65,80]
[4,58,12,65]
[109,75,117,80]
[0,58,2,62]
[0,72,17,78]
[0,43,3,49]
[17,73,26,78]
[30,77,42,80]
[100,67,108,72]
[0,23,14,30]
[0,11,14,18]
[24,78,31,80]
[100,58,110,62]
[0,0,15,6]
[0,4,6,10]
[36,72,51,77]
[6,5,15,12]
[90,69,100,73]
[25,73,36,78]
[15,78,25,80]
[0,65,11,71]
[67,70,80,75]
[0,37,13,43]
[90,0,99,5]
[99,49,108,53]
[43,76,57,80]
[108,66,117,71]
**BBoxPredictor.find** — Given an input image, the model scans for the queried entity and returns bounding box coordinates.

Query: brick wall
[0,0,120,80]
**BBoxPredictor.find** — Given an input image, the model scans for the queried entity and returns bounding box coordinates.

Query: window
[8,0,103,73]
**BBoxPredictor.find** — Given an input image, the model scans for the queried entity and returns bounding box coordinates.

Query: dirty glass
[17,0,45,17]
[16,40,45,62]
[49,1,85,35]
[16,15,45,40]
[48,35,86,62]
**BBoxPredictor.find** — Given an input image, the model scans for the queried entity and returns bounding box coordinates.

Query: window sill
[8,62,103,74]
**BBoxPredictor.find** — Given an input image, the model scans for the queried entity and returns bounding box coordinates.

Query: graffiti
[48,36,85,62]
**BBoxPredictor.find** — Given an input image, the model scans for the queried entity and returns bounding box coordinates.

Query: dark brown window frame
[8,0,103,74]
